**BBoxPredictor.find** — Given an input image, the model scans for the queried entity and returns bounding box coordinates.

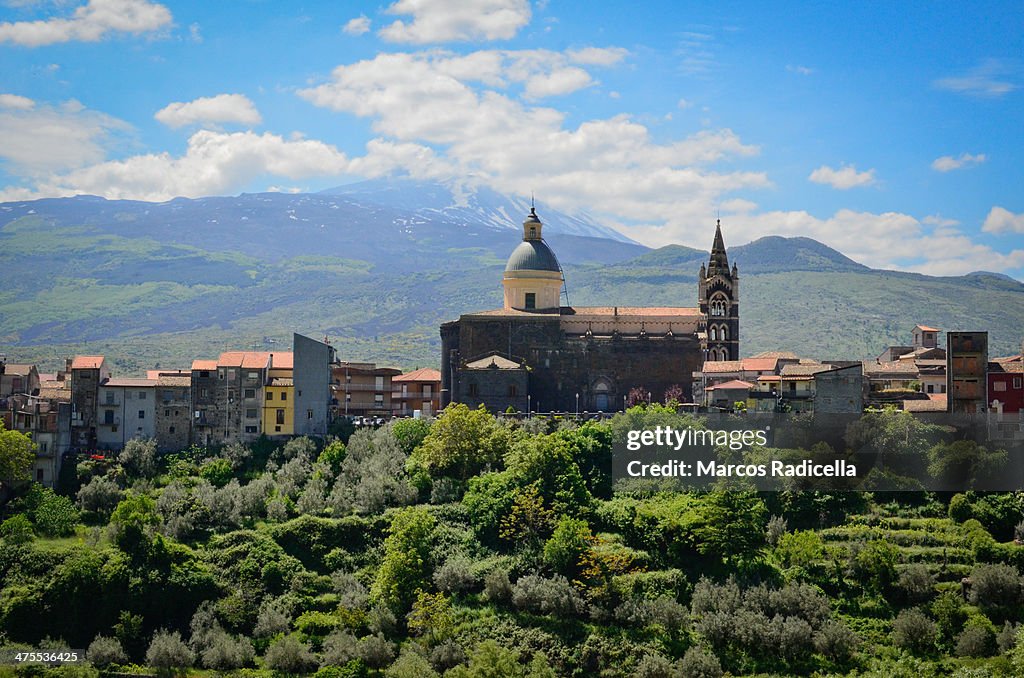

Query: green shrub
[892,608,937,656]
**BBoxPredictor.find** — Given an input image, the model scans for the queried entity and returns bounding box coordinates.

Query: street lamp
[575,392,579,418]
[527,394,532,418]
[623,394,627,411]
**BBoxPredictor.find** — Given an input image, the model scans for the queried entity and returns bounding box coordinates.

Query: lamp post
[528,394,532,418]
[575,392,579,418]
[623,394,627,411]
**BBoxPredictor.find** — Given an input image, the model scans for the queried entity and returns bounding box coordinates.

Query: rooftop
[464,354,523,370]
[71,356,105,370]
[103,378,157,388]
[1,364,35,376]
[191,359,218,371]
[394,367,441,382]
[706,379,754,390]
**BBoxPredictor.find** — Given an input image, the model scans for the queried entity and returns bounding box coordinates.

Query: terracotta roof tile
[706,379,754,390]
[71,356,104,370]
[191,359,218,371]
[740,358,779,372]
[749,351,799,359]
[2,364,35,375]
[394,368,441,382]
[702,360,744,373]
[915,325,940,332]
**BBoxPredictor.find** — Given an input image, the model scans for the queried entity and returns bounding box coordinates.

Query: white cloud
[0,98,129,173]
[982,206,1024,234]
[342,15,370,36]
[643,208,1024,277]
[155,94,262,129]
[378,0,531,44]
[188,21,201,43]
[298,49,765,227]
[786,64,813,75]
[0,93,35,110]
[931,152,986,172]
[922,215,959,227]
[0,0,172,46]
[677,98,691,109]
[934,60,1017,98]
[11,130,350,202]
[808,163,876,189]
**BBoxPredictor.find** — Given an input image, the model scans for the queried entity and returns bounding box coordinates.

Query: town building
[70,356,109,451]
[813,363,866,414]
[154,372,192,453]
[440,209,736,412]
[392,367,441,417]
[0,361,40,399]
[96,378,156,450]
[331,362,401,418]
[293,333,334,436]
[263,359,294,437]
[947,331,988,414]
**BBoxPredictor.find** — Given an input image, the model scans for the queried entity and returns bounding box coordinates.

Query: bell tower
[698,219,739,361]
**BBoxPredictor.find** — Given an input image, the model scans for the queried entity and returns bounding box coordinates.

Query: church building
[439,208,738,412]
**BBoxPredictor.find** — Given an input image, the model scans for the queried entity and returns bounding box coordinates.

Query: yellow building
[262,355,294,436]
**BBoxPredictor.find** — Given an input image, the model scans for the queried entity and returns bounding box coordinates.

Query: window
[247,372,259,381]
[104,410,114,424]
[524,292,536,310]
[374,394,384,405]
[138,391,146,399]
[105,392,115,404]
[169,426,175,434]
[36,469,43,482]
[375,376,384,390]
[244,388,256,399]
[1015,378,1023,389]
[245,425,258,433]
[307,409,314,420]
[509,384,518,397]
[276,409,285,425]
[200,370,209,378]
[281,392,287,401]
[468,383,479,396]
[246,408,258,419]
[165,409,170,416]
[138,410,145,419]
[111,425,118,433]
[994,381,1007,392]
[266,392,273,401]
[423,385,431,397]
[927,384,934,394]
[218,369,225,380]
[40,442,48,453]
[275,426,281,432]
[710,327,717,341]
[201,388,209,398]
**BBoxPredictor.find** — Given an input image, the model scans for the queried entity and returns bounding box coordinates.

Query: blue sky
[1,0,1022,277]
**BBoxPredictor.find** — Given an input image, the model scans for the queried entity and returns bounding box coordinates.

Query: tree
[391,417,431,455]
[120,438,158,478]
[76,475,123,519]
[33,487,79,536]
[264,634,317,674]
[145,629,194,677]
[892,609,937,656]
[109,492,160,555]
[371,506,436,611]
[407,590,454,644]
[678,645,722,678]
[409,404,508,480]
[87,635,127,667]
[0,420,35,486]
[543,516,593,577]
[695,489,767,565]
[0,514,34,544]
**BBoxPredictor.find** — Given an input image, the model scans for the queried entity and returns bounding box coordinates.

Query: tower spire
[708,218,729,274]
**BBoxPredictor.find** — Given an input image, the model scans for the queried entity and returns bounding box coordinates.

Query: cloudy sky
[1,0,1022,277]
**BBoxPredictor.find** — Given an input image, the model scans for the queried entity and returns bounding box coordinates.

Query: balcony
[100,417,121,427]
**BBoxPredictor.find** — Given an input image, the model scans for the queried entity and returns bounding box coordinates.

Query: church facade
[439,208,738,412]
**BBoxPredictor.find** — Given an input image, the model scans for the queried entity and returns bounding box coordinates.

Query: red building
[988,355,1024,415]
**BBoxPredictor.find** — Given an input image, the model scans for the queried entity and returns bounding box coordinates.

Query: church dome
[505,239,561,273]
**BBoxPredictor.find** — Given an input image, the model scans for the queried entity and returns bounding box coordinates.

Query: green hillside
[2,199,1023,374]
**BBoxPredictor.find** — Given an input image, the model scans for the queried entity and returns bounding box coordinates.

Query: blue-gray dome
[505,240,561,273]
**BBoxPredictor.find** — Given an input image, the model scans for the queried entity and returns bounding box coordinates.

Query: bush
[968,563,1023,611]
[997,621,1018,653]
[511,574,587,617]
[892,608,937,656]
[429,640,465,672]
[949,493,973,522]
[766,514,787,546]
[897,564,937,604]
[635,653,678,678]
[678,645,722,678]
[356,634,395,670]
[198,458,233,487]
[145,629,193,675]
[484,569,513,604]
[199,632,254,670]
[264,634,317,674]
[0,514,34,544]
[120,438,158,478]
[814,619,860,662]
[76,475,123,518]
[434,557,476,594]
[33,487,79,536]
[386,651,438,678]
[86,635,127,667]
[322,630,359,666]
[955,623,995,657]
[543,516,593,576]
